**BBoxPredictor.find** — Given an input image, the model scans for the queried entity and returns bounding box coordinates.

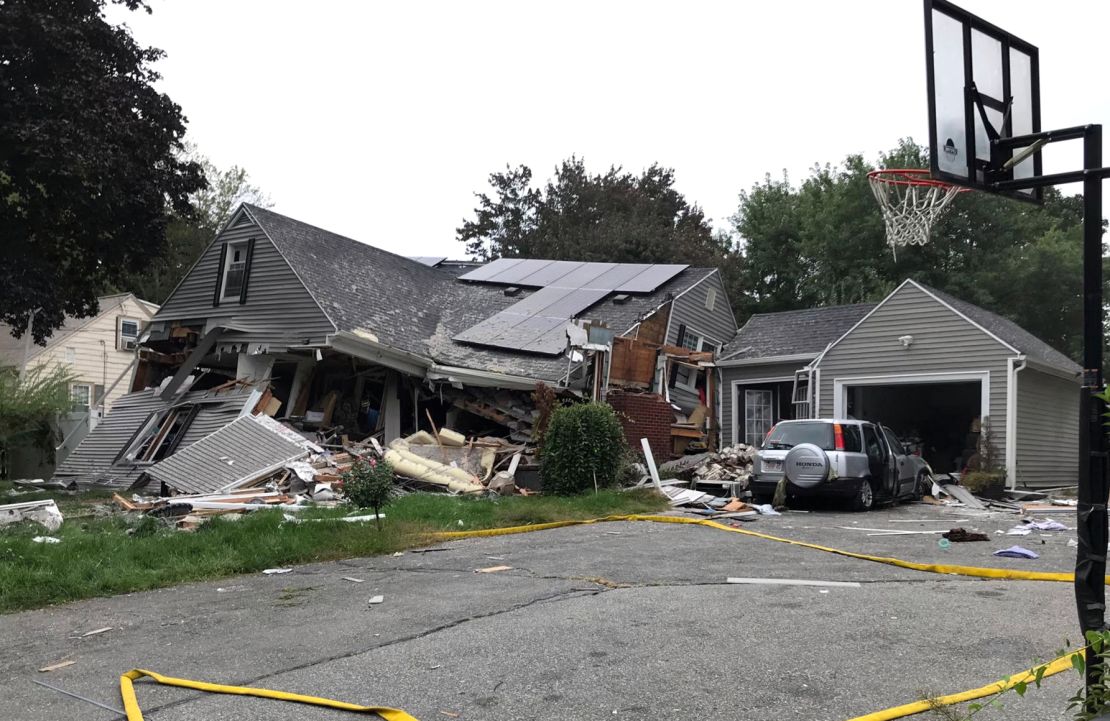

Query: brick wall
[606,389,673,463]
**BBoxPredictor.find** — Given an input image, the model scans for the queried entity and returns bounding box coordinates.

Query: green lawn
[0,489,668,613]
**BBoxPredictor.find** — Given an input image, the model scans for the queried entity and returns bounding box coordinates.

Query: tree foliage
[458,157,732,268]
[732,138,1090,360]
[0,0,205,342]
[0,365,78,477]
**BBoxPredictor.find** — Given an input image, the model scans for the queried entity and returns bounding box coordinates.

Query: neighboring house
[0,293,158,477]
[54,204,736,486]
[718,279,1081,489]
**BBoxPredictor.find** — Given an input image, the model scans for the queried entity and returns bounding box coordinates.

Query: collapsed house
[54,204,737,493]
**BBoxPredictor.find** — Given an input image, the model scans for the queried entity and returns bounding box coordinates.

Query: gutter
[427,364,541,391]
[1005,355,1027,490]
[716,352,816,368]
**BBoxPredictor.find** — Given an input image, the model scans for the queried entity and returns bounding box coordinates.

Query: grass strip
[0,489,667,613]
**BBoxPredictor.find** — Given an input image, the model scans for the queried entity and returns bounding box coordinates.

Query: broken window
[119,405,200,464]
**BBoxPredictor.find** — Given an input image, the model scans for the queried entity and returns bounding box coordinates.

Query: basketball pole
[1077,123,1108,703]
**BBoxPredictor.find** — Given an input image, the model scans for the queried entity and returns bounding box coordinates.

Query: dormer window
[221,242,249,301]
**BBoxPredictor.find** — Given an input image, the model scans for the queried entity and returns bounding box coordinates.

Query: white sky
[112,0,1110,258]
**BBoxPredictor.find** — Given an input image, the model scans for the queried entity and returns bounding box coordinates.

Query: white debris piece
[0,499,63,532]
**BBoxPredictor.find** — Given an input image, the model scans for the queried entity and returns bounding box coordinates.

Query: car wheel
[851,479,874,512]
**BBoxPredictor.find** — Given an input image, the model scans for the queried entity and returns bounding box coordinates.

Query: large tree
[458,157,732,269]
[118,150,271,304]
[0,0,205,343]
[732,138,1089,360]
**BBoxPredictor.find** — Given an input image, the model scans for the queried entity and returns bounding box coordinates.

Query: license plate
[764,460,782,471]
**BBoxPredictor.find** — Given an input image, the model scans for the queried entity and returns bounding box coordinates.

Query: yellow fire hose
[116,514,1097,720]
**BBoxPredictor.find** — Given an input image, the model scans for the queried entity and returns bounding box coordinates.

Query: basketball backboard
[924,0,1042,202]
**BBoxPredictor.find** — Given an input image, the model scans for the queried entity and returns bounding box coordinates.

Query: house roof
[720,280,1080,375]
[242,204,718,382]
[913,281,1080,373]
[0,293,158,367]
[720,303,877,361]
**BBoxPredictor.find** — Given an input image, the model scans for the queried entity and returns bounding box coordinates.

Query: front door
[743,389,775,447]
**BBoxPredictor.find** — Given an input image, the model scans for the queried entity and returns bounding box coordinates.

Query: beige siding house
[0,293,158,413]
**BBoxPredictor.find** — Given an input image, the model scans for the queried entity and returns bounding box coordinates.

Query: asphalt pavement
[0,500,1086,721]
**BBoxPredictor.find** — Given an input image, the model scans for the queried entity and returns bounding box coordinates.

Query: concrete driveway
[1,501,1085,721]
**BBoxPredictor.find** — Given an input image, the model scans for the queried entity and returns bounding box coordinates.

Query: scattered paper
[32,536,61,544]
[262,568,293,575]
[993,546,1039,559]
[38,659,76,673]
[1006,527,1032,536]
[368,595,384,605]
[81,627,112,637]
[1026,519,1068,531]
[391,551,404,557]
[1068,538,1079,548]
[476,565,512,573]
[752,504,781,516]
[343,577,365,583]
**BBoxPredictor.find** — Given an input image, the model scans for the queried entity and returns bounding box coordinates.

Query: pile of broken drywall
[384,428,528,496]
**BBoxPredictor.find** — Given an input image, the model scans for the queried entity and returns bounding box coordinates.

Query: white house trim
[1005,356,1026,488]
[716,352,815,368]
[729,376,794,446]
[831,370,991,426]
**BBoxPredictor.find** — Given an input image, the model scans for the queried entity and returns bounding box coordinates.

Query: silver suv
[750,419,931,511]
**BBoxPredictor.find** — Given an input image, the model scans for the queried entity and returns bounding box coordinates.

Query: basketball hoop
[868,169,969,259]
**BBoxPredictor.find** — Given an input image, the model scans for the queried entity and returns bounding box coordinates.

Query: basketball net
[868,169,967,260]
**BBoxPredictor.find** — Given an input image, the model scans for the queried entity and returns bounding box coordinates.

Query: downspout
[1005,355,1026,490]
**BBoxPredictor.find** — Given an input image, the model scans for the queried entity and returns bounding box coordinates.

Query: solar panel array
[454,260,688,355]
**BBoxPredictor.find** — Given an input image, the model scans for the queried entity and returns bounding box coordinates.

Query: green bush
[341,458,395,529]
[540,402,627,495]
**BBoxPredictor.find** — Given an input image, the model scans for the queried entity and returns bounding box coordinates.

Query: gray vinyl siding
[154,214,336,351]
[54,389,163,479]
[720,360,809,445]
[666,270,738,412]
[1015,368,1080,488]
[815,282,1013,453]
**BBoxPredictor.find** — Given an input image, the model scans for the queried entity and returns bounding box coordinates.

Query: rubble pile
[691,444,756,487]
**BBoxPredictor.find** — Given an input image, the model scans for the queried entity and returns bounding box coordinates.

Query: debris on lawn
[32,536,61,544]
[262,568,293,575]
[368,595,384,605]
[0,499,64,532]
[38,659,77,673]
[656,444,757,494]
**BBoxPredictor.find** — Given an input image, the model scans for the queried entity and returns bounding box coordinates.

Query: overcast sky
[112,0,1110,258]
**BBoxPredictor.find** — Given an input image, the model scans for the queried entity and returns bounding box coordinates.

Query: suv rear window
[764,422,834,451]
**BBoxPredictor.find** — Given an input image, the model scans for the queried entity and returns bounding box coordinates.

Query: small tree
[0,364,76,478]
[341,458,394,530]
[540,402,626,496]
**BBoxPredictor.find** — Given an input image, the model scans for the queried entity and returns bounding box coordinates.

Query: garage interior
[845,381,981,473]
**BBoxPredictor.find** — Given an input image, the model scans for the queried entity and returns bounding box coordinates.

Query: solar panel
[457,257,526,283]
[619,264,687,293]
[454,258,690,354]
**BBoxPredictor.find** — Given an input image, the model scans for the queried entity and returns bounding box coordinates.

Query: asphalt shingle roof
[245,204,715,382]
[918,282,1080,373]
[721,303,876,361]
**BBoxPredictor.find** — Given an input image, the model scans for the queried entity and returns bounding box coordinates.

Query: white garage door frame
[832,370,991,422]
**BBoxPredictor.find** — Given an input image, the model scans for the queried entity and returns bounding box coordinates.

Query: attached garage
[718,280,1081,489]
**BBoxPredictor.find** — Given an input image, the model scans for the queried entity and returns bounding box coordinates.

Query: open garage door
[842,380,985,474]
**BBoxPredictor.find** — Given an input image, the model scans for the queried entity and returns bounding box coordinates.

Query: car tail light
[833,423,845,451]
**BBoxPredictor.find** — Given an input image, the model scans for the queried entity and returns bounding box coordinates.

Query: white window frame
[71,383,92,409]
[118,317,140,351]
[221,241,249,301]
[744,388,775,447]
[64,347,76,364]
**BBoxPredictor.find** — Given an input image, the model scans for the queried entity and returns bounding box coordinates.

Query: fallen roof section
[140,415,318,496]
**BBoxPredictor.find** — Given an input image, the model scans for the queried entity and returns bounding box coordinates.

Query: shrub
[540,402,626,496]
[341,458,395,529]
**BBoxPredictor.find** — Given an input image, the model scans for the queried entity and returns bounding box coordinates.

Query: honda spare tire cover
[783,443,830,488]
